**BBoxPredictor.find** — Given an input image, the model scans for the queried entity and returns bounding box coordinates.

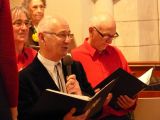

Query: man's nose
[65,36,72,43]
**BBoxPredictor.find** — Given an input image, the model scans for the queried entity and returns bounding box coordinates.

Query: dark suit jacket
[18,56,95,120]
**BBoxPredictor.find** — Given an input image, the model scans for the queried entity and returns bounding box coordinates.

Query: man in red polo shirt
[72,14,136,120]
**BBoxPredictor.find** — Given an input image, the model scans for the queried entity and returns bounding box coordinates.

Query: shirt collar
[84,38,111,57]
[84,38,96,57]
[37,52,61,66]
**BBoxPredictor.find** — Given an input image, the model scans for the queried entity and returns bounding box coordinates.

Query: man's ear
[38,33,45,43]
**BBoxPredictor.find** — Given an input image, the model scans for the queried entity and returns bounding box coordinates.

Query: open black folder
[94,67,153,110]
[31,80,116,118]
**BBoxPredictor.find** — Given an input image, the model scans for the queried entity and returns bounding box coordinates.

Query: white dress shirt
[37,52,66,92]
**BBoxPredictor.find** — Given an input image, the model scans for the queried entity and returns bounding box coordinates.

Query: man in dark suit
[18,15,111,120]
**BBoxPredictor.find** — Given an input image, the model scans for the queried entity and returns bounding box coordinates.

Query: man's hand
[64,108,89,120]
[66,74,82,95]
[94,88,112,106]
[104,93,112,106]
[117,95,137,109]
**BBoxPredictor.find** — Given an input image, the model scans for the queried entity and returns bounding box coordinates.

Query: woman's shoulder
[24,47,37,56]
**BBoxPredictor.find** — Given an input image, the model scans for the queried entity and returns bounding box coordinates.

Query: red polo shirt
[72,38,132,117]
[72,38,130,87]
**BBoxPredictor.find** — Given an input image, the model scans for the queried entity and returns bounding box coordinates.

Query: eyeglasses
[93,27,119,39]
[43,31,74,39]
[13,19,31,28]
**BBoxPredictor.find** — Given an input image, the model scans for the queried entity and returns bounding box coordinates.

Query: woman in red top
[11,6,37,71]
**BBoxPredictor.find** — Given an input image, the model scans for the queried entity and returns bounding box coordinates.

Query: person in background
[71,14,137,120]
[22,0,46,49]
[0,0,19,119]
[11,6,37,71]
[18,15,112,120]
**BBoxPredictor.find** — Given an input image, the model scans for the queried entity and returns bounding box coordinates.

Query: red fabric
[71,38,131,117]
[72,38,131,87]
[16,48,37,71]
[0,0,19,107]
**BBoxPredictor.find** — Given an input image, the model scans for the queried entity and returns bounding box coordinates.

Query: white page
[46,89,90,101]
[138,67,154,85]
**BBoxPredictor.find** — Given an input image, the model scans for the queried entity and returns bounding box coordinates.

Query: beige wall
[114,0,160,61]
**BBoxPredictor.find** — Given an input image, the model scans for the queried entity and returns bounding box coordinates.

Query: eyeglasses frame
[43,31,74,39]
[93,27,119,39]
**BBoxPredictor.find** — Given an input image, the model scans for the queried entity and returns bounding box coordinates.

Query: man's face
[28,0,45,24]
[12,12,30,44]
[42,23,72,60]
[90,23,118,52]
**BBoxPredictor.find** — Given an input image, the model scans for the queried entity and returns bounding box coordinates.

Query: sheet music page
[138,68,154,85]
[46,89,90,101]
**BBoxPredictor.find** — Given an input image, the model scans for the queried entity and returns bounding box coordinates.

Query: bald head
[37,15,69,33]
[89,13,116,31]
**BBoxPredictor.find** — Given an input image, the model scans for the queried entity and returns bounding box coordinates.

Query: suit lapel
[30,57,60,91]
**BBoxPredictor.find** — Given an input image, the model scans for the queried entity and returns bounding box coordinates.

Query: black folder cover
[31,80,116,118]
[94,68,150,110]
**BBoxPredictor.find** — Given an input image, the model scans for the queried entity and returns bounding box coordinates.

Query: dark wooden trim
[138,91,160,97]
[128,61,160,97]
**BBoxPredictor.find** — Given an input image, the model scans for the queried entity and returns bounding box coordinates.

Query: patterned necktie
[54,63,66,93]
